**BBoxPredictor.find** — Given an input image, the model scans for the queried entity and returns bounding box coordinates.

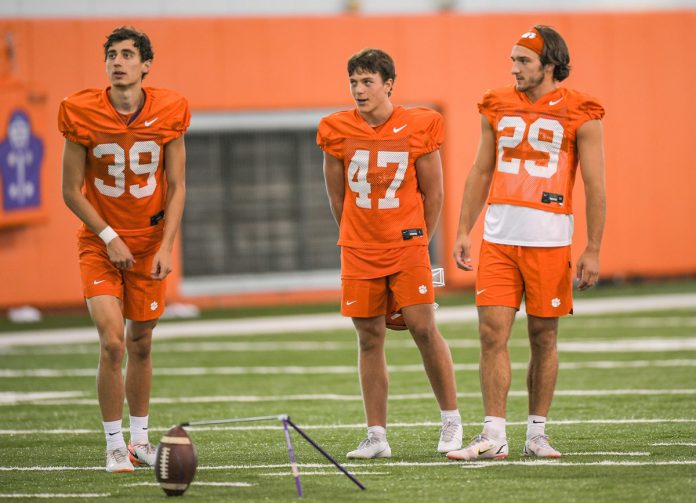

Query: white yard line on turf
[4,460,696,472]
[563,452,650,456]
[565,317,696,328]
[2,418,695,435]
[6,329,696,355]
[126,482,255,487]
[3,388,695,406]
[201,460,696,469]
[0,391,84,402]
[1,293,694,348]
[0,494,110,498]
[3,358,696,380]
[259,471,386,476]
[651,442,696,446]
[452,460,696,468]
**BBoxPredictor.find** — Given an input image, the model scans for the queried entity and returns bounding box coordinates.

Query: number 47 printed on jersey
[348,149,408,209]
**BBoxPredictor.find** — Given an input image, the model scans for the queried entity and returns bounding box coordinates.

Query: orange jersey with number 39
[58,87,190,237]
[479,86,604,214]
[317,106,444,249]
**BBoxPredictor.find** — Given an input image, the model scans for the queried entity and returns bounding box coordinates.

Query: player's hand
[576,248,600,291]
[453,233,474,271]
[151,248,172,280]
[106,237,136,270]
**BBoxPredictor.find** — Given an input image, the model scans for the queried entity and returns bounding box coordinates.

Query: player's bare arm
[323,152,345,227]
[576,119,606,290]
[414,149,444,242]
[151,135,187,280]
[61,138,135,269]
[452,114,497,270]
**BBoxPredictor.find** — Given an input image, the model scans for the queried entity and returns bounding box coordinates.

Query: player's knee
[100,337,126,365]
[408,323,438,346]
[127,335,153,360]
[479,324,507,351]
[356,329,384,352]
[529,330,557,352]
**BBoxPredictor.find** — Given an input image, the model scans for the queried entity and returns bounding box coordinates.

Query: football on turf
[155,426,198,497]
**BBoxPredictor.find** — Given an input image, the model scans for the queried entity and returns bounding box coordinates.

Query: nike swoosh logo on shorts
[94,280,106,285]
[346,300,358,305]
[476,289,486,295]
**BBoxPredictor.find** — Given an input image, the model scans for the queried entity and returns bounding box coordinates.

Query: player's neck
[108,85,145,115]
[524,79,557,103]
[359,101,394,127]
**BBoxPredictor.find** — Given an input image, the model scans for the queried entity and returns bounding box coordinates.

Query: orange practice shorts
[341,266,435,318]
[476,240,573,317]
[77,230,166,321]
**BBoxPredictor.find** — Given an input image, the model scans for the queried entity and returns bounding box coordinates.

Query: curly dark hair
[535,25,571,82]
[104,26,154,79]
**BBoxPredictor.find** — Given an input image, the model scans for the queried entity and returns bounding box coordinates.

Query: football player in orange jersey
[60,27,190,473]
[318,48,462,459]
[448,26,606,461]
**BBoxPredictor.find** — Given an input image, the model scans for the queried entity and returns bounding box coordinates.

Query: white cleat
[447,434,508,461]
[106,446,135,473]
[127,441,157,466]
[523,434,561,458]
[346,436,392,459]
[437,419,463,453]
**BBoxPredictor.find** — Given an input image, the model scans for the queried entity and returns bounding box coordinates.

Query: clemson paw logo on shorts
[551,298,561,308]
[418,285,428,294]
[150,301,159,311]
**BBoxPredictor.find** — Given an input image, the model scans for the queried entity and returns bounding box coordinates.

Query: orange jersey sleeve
[479,86,604,214]
[58,87,191,236]
[317,106,444,249]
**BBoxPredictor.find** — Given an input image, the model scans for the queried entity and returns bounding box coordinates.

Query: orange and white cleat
[127,441,157,467]
[106,446,135,473]
[447,434,508,461]
[523,434,561,458]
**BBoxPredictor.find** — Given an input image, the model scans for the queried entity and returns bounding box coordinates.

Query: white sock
[103,419,126,451]
[482,416,506,440]
[440,409,461,424]
[527,415,546,439]
[129,415,149,445]
[367,425,387,440]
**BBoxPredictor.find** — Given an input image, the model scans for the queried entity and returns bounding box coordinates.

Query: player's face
[106,39,151,88]
[349,71,393,115]
[510,45,546,93]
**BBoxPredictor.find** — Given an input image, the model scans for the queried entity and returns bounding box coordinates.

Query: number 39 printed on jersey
[348,149,408,209]
[93,141,160,198]
[497,116,564,178]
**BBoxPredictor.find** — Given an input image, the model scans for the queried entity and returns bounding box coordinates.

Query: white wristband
[98,226,119,246]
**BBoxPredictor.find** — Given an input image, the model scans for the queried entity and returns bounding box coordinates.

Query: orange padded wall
[0,11,694,308]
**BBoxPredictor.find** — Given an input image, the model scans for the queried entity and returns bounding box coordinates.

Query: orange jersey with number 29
[479,86,604,214]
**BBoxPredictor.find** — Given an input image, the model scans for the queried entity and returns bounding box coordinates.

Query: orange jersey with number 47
[317,106,444,249]
[479,86,604,214]
[58,87,190,237]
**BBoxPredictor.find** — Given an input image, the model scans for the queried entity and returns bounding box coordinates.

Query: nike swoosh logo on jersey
[393,124,407,133]
[93,280,106,285]
[476,289,486,295]
[346,300,358,305]
[549,97,564,106]
[144,117,158,127]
